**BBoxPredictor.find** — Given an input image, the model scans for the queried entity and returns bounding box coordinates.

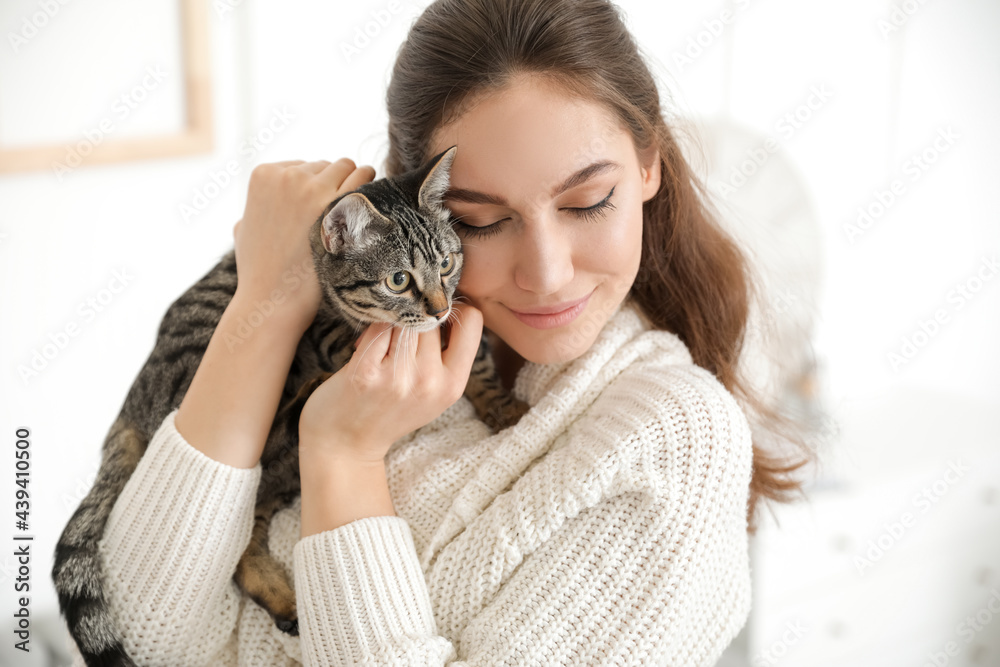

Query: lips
[508,291,593,315]
[505,288,596,331]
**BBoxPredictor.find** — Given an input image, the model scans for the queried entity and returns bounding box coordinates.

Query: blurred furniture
[678,116,1000,667]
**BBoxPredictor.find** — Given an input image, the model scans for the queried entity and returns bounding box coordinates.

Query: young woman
[75,0,809,664]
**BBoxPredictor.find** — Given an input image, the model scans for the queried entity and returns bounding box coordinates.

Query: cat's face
[309,146,464,333]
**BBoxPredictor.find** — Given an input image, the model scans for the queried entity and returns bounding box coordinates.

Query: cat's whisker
[449,307,466,333]
[349,321,366,353]
[411,328,424,382]
[352,326,390,384]
[401,328,419,405]
[55,147,535,658]
[392,325,402,385]
[403,329,420,398]
[405,328,420,403]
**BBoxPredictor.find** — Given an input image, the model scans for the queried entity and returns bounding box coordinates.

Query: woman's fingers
[268,160,307,169]
[388,324,407,365]
[355,321,393,366]
[343,164,376,188]
[351,312,477,398]
[320,161,376,196]
[298,160,333,174]
[441,303,483,379]
[415,321,443,368]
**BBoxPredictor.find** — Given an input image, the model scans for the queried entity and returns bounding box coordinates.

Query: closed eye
[567,186,617,222]
[451,186,616,239]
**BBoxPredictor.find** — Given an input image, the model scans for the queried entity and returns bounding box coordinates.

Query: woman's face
[427,74,661,365]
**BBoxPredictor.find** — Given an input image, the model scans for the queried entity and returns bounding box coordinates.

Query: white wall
[1,1,997,665]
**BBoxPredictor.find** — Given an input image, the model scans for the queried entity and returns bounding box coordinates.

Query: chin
[524,344,586,365]
[508,322,600,365]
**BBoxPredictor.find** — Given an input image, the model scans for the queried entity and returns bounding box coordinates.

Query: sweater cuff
[292,516,443,664]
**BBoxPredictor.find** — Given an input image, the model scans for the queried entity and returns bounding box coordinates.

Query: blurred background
[0,0,997,665]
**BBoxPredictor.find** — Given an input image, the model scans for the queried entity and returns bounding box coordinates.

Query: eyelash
[451,186,617,240]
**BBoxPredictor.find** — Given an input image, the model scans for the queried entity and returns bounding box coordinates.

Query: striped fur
[51,146,529,665]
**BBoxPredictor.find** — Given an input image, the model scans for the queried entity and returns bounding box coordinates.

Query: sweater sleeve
[290,370,754,666]
[97,407,262,667]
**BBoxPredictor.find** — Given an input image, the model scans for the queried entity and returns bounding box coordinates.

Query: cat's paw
[482,397,531,432]
[275,615,299,637]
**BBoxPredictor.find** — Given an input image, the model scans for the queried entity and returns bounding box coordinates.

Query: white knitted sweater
[67,297,754,666]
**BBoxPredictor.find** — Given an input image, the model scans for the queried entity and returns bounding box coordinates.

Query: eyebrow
[443,160,623,206]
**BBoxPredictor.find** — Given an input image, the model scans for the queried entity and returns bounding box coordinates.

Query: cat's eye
[440,253,457,277]
[385,271,411,293]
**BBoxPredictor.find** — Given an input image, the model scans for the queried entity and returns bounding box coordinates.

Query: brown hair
[383,0,814,531]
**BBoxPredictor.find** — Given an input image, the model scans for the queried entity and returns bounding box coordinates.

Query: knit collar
[419,294,693,569]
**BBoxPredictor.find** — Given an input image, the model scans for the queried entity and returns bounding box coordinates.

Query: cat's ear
[417,145,458,210]
[320,193,385,254]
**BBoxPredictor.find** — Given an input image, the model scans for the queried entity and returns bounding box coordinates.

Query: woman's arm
[291,423,753,667]
[174,289,310,468]
[94,160,377,664]
[290,352,755,666]
[98,407,262,665]
[175,158,377,468]
[95,284,310,665]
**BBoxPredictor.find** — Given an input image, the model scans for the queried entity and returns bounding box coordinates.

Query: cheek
[580,201,643,272]
[456,244,503,297]
[621,207,644,264]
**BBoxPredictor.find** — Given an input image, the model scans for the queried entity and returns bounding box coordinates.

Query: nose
[514,213,574,295]
[426,292,450,320]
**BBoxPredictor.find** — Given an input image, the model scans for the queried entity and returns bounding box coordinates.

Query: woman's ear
[638,143,662,203]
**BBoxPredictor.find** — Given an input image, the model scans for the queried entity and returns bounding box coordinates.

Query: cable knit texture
[65,297,754,666]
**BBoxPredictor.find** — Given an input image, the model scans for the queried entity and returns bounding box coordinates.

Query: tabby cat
[52,145,529,666]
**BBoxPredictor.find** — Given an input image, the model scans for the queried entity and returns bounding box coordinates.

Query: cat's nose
[429,307,448,320]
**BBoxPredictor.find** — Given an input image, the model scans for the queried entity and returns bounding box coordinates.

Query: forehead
[427,77,633,198]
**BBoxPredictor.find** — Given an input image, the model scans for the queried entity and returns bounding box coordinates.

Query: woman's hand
[298,303,484,463]
[232,159,376,332]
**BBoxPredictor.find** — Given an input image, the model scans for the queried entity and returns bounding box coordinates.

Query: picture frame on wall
[0,0,212,175]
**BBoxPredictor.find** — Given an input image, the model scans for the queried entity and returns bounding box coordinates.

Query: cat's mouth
[387,310,452,334]
[413,316,449,333]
